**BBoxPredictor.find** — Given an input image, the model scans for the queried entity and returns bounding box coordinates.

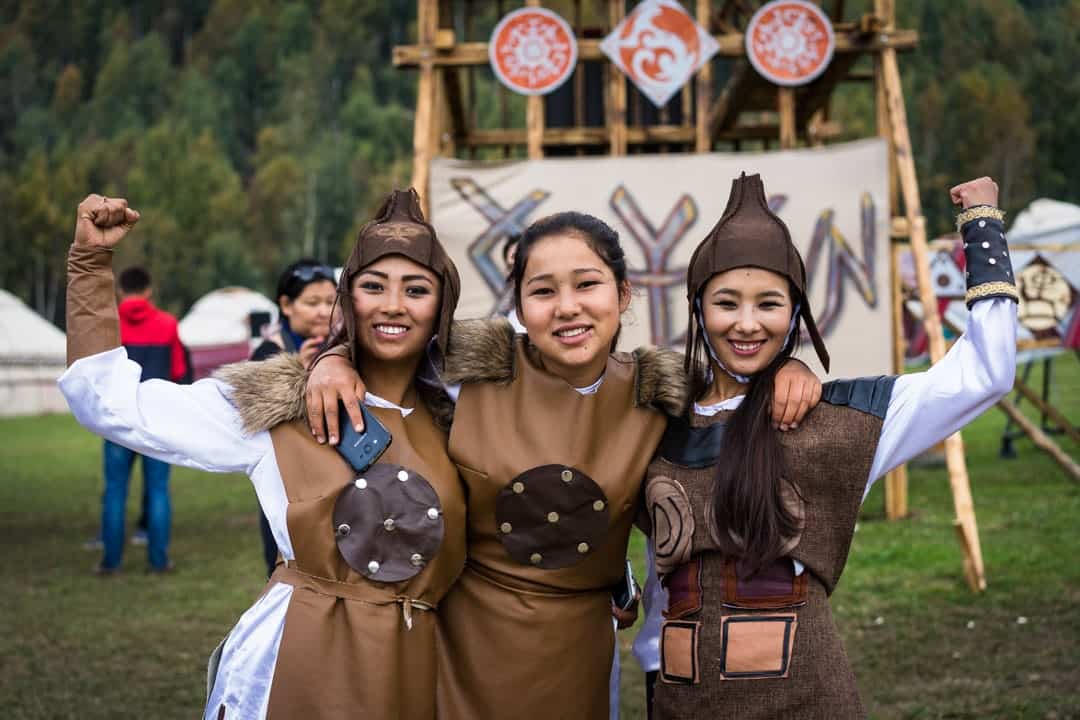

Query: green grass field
[2,358,1078,719]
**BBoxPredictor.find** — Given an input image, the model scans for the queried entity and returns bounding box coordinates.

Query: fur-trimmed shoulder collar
[442,318,517,386]
[213,352,455,434]
[441,318,688,416]
[632,346,688,417]
[214,353,308,434]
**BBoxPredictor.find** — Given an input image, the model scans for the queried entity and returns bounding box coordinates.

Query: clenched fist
[950,177,998,210]
[74,194,140,249]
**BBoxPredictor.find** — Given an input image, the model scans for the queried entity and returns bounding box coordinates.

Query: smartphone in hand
[335,402,392,473]
[611,559,639,611]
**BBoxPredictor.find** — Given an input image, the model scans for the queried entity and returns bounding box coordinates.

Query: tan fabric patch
[719,614,797,680]
[646,475,695,575]
[660,620,700,685]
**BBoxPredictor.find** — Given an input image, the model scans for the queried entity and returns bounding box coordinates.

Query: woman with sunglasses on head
[250,259,336,577]
[305,210,824,720]
[60,189,466,719]
[644,174,1016,718]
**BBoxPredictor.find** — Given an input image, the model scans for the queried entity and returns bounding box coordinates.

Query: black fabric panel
[657,416,727,468]
[820,376,897,419]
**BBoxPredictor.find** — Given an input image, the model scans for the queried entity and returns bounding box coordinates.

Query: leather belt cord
[273,563,435,630]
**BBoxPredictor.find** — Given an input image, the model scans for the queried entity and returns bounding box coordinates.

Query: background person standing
[249,259,336,576]
[96,266,187,574]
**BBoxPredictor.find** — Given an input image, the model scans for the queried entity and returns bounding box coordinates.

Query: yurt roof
[0,289,66,363]
[179,287,277,348]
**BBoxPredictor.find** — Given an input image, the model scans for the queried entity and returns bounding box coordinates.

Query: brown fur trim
[214,353,308,434]
[214,353,455,434]
[633,346,689,417]
[441,318,517,386]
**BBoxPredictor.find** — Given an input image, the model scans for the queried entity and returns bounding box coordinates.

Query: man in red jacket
[95,266,187,574]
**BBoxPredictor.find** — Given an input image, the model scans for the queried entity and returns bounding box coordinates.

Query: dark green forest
[1,0,1077,324]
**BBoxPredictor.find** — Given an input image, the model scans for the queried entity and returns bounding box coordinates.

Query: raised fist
[949,177,999,210]
[74,194,140,249]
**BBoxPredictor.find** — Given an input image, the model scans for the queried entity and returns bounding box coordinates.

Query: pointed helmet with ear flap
[685,172,830,373]
[340,188,461,366]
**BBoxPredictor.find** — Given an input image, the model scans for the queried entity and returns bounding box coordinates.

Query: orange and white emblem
[746,0,835,86]
[600,0,719,108]
[489,8,577,96]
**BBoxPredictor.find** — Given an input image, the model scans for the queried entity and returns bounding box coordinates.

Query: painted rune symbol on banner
[450,178,551,315]
[801,192,879,337]
[610,185,698,347]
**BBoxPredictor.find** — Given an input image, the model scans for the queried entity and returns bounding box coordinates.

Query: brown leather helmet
[339,188,461,367]
[685,172,830,373]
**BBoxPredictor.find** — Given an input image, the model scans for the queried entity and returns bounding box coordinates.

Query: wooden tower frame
[397,0,988,591]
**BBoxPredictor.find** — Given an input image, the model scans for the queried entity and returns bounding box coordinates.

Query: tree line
[1,0,1076,325]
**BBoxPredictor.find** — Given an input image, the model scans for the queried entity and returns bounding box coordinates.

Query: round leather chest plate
[332,463,444,583]
[494,464,610,569]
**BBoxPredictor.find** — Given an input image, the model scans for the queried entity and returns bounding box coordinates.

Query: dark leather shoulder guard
[657,415,728,469]
[820,376,897,419]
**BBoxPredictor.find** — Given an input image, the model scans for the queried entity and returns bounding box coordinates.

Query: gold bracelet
[965,281,1018,305]
[956,205,1005,231]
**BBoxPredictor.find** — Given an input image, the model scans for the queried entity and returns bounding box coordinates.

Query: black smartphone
[335,402,392,473]
[611,559,639,611]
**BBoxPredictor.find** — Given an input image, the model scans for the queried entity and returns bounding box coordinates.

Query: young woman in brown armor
[60,189,467,719]
[645,174,1017,718]
[304,210,823,719]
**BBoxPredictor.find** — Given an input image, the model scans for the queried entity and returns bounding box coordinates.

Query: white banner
[430,138,891,379]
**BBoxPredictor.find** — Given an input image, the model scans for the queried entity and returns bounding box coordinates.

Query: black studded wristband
[958,205,1019,308]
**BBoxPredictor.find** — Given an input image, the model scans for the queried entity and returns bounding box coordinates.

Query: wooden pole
[878,0,906,520]
[1010,378,1080,446]
[778,87,796,149]
[885,242,909,519]
[997,397,1080,482]
[411,0,439,214]
[881,46,985,592]
[607,0,627,155]
[526,0,544,159]
[875,0,899,214]
[695,0,713,153]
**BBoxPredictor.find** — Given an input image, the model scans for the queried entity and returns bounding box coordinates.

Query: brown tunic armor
[215,356,467,720]
[647,400,886,720]
[435,320,684,720]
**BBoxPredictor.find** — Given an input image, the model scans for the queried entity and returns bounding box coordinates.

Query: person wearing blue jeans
[101,439,171,570]
[94,265,187,574]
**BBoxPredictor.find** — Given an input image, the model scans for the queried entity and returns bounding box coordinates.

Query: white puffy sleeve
[59,347,271,474]
[866,297,1017,496]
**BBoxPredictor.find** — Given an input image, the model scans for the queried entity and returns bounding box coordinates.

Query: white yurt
[0,289,69,416]
[179,287,277,379]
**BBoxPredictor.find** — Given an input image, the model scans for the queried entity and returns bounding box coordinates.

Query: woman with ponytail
[644,174,1017,718]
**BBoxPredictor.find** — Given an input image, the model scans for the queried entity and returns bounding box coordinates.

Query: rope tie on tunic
[273,563,436,630]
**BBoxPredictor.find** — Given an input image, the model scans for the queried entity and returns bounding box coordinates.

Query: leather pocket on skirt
[659,620,700,685]
[718,613,797,680]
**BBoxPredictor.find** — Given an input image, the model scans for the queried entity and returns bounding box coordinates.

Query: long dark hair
[693,287,805,577]
[510,211,629,348]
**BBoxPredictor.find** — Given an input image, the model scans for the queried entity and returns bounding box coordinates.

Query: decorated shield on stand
[599,0,719,108]
[489,8,577,95]
[746,0,835,86]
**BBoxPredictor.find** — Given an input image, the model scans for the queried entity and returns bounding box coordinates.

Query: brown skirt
[436,564,614,720]
[264,566,438,720]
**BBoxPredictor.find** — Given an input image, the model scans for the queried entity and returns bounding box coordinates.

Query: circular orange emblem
[489,8,577,96]
[746,0,835,87]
